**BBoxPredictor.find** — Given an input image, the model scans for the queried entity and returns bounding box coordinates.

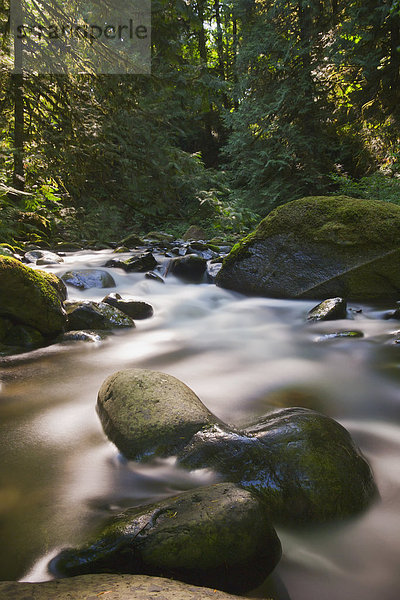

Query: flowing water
[1,250,400,599]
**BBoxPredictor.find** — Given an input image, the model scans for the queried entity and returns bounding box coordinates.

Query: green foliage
[1,0,400,241]
[330,173,400,206]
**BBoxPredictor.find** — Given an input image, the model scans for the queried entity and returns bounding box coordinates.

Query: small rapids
[1,249,400,599]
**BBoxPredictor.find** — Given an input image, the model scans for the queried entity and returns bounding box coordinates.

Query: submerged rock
[65,301,135,331]
[60,330,104,343]
[216,196,400,300]
[102,293,154,320]
[50,483,281,593]
[314,330,364,341]
[0,574,252,600]
[307,297,347,322]
[145,271,165,283]
[0,256,66,335]
[61,269,116,290]
[97,369,218,460]
[178,408,378,525]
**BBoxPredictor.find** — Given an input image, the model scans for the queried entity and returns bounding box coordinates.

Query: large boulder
[0,574,256,600]
[50,483,282,593]
[97,369,219,460]
[178,408,378,525]
[216,196,400,300]
[0,256,66,335]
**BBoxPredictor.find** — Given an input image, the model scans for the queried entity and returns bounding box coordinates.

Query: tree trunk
[12,1,25,194]
[214,0,225,80]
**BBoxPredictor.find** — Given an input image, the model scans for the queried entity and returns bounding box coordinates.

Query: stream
[1,249,400,599]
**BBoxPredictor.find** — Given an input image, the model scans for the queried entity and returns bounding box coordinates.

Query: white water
[1,249,400,599]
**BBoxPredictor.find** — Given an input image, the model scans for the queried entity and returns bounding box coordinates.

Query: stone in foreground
[178,408,378,525]
[216,196,400,300]
[97,369,219,460]
[50,483,281,593]
[0,574,259,600]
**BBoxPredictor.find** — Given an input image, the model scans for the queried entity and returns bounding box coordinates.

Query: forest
[2,3,400,600]
[1,0,400,247]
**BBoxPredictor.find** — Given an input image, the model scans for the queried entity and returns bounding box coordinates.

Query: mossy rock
[118,233,145,247]
[0,574,256,600]
[182,226,207,241]
[65,301,135,331]
[97,369,219,460]
[178,408,378,526]
[145,231,175,243]
[216,196,400,300]
[0,256,66,335]
[50,483,282,593]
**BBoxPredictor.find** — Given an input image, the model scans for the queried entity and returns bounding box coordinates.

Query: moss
[218,231,257,270]
[222,196,400,272]
[255,196,400,247]
[0,256,66,335]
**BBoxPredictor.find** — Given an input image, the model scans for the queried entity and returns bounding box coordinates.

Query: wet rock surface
[65,301,135,331]
[24,249,64,265]
[50,483,281,593]
[61,269,116,290]
[59,330,105,343]
[102,293,154,320]
[177,408,378,525]
[307,297,347,322]
[105,253,158,273]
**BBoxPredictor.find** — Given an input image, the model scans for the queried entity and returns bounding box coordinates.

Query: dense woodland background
[1,0,400,246]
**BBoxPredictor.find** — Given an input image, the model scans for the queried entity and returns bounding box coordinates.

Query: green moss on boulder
[216,196,400,300]
[50,483,282,593]
[0,256,66,335]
